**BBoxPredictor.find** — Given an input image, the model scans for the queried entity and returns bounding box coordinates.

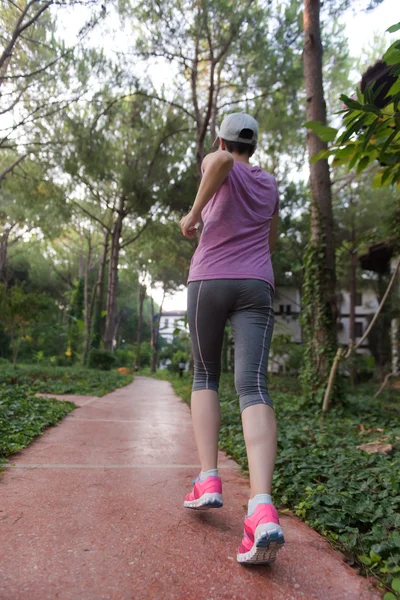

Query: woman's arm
[180,150,234,238]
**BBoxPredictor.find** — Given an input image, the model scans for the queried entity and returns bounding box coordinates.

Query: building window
[286,305,291,316]
[279,304,284,314]
[355,322,363,338]
[164,318,169,328]
[356,293,362,306]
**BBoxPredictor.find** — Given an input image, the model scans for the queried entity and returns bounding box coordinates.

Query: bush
[88,349,117,371]
[135,341,152,368]
[355,354,375,383]
[53,355,74,367]
[114,349,135,367]
[167,351,188,373]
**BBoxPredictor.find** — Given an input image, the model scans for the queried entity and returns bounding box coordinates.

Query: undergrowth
[0,385,75,468]
[0,364,133,396]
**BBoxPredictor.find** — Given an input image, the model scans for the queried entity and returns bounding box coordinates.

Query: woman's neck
[231,152,252,167]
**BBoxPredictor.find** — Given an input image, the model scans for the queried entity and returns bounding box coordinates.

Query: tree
[0,158,70,284]
[63,91,191,350]
[0,1,104,182]
[0,283,50,365]
[302,0,338,395]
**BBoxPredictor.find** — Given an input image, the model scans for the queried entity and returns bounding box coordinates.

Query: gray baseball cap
[216,112,258,145]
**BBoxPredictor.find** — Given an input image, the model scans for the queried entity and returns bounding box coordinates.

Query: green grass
[152,370,400,596]
[0,364,133,396]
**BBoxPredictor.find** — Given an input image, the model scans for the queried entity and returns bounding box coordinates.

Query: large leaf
[383,41,400,65]
[387,23,400,33]
[304,121,337,143]
[310,148,332,163]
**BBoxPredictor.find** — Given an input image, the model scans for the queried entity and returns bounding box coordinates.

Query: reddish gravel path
[0,377,380,600]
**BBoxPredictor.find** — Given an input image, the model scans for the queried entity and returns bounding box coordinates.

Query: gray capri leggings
[187,279,275,413]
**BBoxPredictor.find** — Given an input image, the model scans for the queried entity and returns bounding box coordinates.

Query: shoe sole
[184,492,223,510]
[237,524,285,565]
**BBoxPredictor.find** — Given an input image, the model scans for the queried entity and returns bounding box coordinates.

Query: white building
[273,286,302,343]
[159,310,187,343]
[337,289,379,354]
[270,286,379,373]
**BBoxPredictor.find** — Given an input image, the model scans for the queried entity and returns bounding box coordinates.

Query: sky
[56,0,399,311]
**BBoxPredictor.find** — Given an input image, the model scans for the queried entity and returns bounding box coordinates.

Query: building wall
[159,311,187,343]
[337,289,378,351]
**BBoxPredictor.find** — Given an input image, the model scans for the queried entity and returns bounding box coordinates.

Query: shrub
[54,355,74,367]
[167,351,188,373]
[88,349,117,371]
[114,349,135,367]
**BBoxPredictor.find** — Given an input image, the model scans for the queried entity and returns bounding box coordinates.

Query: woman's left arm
[180,150,234,238]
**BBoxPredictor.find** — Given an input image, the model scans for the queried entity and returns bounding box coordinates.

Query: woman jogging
[179,113,285,566]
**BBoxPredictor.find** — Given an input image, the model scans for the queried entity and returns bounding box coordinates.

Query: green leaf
[387,23,400,33]
[383,41,400,65]
[305,121,338,143]
[356,155,371,174]
[340,95,362,110]
[370,550,382,564]
[379,130,399,160]
[383,594,397,600]
[388,78,400,97]
[362,117,380,151]
[392,578,400,592]
[310,149,332,163]
[338,114,369,144]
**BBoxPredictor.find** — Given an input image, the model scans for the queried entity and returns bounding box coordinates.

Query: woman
[180,113,284,565]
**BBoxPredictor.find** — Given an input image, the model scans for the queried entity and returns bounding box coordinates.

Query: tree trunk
[135,284,146,369]
[151,290,165,373]
[391,256,400,376]
[392,318,399,375]
[0,226,12,284]
[92,230,109,350]
[349,215,357,388]
[303,0,337,387]
[83,235,93,365]
[104,200,125,351]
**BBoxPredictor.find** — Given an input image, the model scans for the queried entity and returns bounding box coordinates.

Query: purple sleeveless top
[188,161,279,289]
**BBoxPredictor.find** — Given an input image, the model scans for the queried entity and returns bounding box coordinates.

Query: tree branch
[120,214,154,250]
[0,153,28,182]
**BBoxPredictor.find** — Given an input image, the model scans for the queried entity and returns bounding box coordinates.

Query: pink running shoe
[237,504,285,564]
[184,475,223,510]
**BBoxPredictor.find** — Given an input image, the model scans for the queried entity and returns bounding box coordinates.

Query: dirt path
[0,376,380,600]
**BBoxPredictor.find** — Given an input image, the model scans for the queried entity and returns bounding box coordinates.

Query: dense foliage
[154,370,400,595]
[0,385,75,468]
[0,364,133,396]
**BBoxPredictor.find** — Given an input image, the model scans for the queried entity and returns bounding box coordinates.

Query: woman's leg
[190,390,220,472]
[241,404,277,496]
[229,280,276,497]
[187,281,232,472]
